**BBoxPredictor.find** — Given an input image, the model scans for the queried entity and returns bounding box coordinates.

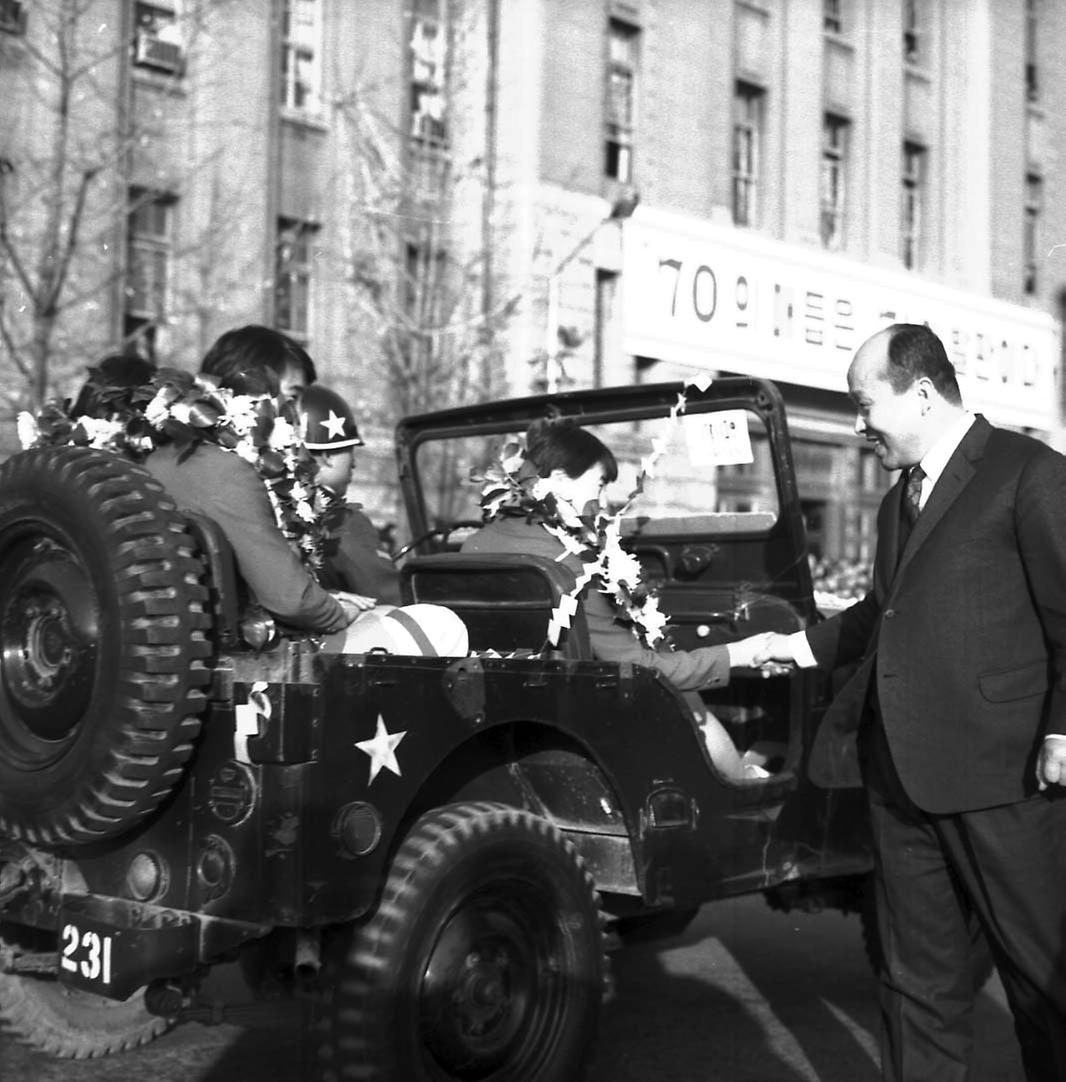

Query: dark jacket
[320,502,402,605]
[462,512,730,692]
[145,443,348,633]
[808,416,1066,813]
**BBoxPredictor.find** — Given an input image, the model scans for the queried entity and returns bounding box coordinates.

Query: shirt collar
[916,411,975,498]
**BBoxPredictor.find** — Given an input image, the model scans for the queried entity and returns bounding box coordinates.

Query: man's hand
[727,632,775,668]
[751,632,799,667]
[333,591,377,624]
[1036,735,1066,790]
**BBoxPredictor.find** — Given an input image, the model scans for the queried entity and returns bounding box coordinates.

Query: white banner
[621,208,1060,431]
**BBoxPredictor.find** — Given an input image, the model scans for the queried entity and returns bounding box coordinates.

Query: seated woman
[60,332,465,657]
[462,418,773,781]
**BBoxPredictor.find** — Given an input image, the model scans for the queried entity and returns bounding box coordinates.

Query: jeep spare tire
[0,446,212,846]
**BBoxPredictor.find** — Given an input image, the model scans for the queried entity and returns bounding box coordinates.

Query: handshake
[726,631,801,673]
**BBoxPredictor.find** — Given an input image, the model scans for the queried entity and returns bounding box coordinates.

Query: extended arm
[1014,449,1066,788]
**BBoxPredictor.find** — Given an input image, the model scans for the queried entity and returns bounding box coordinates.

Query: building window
[275,219,316,341]
[132,2,183,74]
[125,189,173,357]
[409,0,448,148]
[1025,0,1039,103]
[1024,173,1042,295]
[823,0,844,35]
[733,82,763,228]
[900,141,925,270]
[0,0,27,35]
[821,114,849,250]
[280,0,321,114]
[605,19,638,183]
[902,0,921,64]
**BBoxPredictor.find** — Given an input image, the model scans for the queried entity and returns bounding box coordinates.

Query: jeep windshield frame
[395,378,817,626]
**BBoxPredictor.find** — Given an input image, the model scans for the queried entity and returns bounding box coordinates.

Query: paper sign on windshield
[684,410,754,467]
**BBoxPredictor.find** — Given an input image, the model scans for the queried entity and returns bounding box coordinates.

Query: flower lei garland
[17,366,337,573]
[475,380,709,652]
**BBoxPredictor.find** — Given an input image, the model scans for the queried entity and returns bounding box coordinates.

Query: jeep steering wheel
[393,520,483,561]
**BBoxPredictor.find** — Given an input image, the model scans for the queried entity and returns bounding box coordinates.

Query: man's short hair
[200,325,316,394]
[882,324,962,405]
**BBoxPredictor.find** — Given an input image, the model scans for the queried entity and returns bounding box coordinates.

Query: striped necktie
[902,465,925,528]
[897,465,926,565]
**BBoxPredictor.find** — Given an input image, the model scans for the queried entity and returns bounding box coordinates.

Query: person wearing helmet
[299,384,468,656]
[300,384,401,605]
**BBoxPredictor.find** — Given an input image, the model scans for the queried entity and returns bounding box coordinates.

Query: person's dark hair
[71,353,157,418]
[523,418,619,484]
[199,325,315,395]
[882,324,962,405]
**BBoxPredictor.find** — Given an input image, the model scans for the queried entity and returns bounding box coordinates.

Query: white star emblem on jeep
[355,715,406,784]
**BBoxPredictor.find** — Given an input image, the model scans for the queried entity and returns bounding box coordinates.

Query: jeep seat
[182,510,243,650]
[400,553,591,659]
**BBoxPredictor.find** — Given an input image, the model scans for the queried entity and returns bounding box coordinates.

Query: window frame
[132,1,184,75]
[275,217,317,342]
[902,0,921,65]
[732,81,764,229]
[823,0,844,35]
[900,141,925,270]
[0,0,27,35]
[409,0,449,148]
[1023,172,1042,296]
[604,17,639,184]
[1025,0,1039,103]
[820,113,849,251]
[125,188,173,323]
[279,0,322,116]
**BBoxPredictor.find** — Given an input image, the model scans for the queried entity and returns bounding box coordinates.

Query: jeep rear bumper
[55,894,269,1001]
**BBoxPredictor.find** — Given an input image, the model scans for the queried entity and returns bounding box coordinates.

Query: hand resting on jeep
[91,329,467,657]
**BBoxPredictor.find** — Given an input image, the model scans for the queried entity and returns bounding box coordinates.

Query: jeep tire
[317,802,608,1081]
[0,925,172,1058]
[0,446,211,846]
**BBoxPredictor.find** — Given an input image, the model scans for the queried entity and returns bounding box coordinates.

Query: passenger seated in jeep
[463,419,772,781]
[297,384,402,606]
[141,330,466,656]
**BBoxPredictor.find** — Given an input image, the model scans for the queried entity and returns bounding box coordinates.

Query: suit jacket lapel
[882,474,908,580]
[892,415,991,583]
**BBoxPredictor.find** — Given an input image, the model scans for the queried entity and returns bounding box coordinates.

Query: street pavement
[0,892,1024,1082]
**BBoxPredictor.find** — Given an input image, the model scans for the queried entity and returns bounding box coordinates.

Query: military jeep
[0,377,872,1081]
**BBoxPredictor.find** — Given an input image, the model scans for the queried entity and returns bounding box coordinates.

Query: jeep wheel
[0,446,212,846]
[0,926,171,1058]
[319,802,608,1081]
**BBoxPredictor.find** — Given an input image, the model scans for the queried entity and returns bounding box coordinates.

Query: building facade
[1,0,1063,553]
[509,0,1065,568]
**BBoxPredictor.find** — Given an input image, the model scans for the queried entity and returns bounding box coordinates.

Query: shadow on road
[589,913,878,1082]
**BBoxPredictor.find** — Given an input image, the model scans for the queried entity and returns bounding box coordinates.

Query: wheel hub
[21,596,77,689]
[420,898,551,1077]
[0,539,99,745]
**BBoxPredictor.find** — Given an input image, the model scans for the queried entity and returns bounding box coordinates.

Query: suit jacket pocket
[978,659,1047,703]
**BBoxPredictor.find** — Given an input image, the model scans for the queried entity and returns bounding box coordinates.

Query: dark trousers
[861,720,1066,1082]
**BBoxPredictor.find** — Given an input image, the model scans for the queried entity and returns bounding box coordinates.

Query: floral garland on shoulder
[17,366,337,573]
[474,441,668,649]
[473,386,706,653]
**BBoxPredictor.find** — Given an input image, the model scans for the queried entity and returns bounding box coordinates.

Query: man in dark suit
[757,324,1066,1082]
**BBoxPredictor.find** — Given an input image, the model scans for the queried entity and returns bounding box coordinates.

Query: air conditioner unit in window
[0,0,27,35]
[135,31,183,74]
